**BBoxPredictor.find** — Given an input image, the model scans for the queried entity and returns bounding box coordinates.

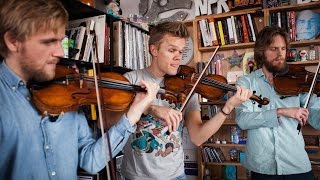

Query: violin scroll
[250,91,270,108]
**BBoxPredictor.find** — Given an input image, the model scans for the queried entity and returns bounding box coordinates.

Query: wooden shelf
[198,39,320,52]
[183,19,193,26]
[200,100,226,105]
[203,144,318,149]
[203,143,246,148]
[306,145,320,150]
[204,161,242,166]
[287,60,320,65]
[290,39,320,47]
[263,1,320,12]
[309,152,320,161]
[199,42,255,52]
[195,7,262,20]
[224,120,237,125]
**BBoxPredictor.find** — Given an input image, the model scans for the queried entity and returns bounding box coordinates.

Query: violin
[273,63,320,96]
[274,62,320,133]
[31,65,179,115]
[164,65,270,107]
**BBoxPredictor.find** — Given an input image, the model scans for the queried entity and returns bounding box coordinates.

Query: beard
[263,56,288,74]
[19,47,58,82]
[21,61,55,82]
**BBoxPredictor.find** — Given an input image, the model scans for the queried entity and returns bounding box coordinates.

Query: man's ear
[150,44,158,57]
[4,32,20,52]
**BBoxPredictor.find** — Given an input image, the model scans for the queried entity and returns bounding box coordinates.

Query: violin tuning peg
[253,91,256,94]
[258,104,262,108]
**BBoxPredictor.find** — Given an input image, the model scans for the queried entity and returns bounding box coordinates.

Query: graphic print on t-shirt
[130,114,182,157]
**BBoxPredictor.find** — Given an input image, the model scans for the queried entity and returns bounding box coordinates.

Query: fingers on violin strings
[235,86,241,94]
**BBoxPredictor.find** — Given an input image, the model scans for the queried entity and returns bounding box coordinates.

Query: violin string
[66,75,175,97]
[204,77,236,92]
[80,76,137,91]
[193,74,236,92]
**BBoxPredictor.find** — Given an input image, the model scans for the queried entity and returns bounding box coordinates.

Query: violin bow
[297,60,320,134]
[91,32,115,179]
[179,46,220,112]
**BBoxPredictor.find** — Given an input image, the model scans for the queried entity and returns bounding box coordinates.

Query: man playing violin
[235,26,320,179]
[0,0,160,179]
[117,21,253,180]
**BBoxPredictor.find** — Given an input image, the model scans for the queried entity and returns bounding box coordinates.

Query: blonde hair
[0,0,68,57]
[148,21,189,49]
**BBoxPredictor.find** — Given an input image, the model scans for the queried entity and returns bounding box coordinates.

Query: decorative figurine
[105,0,122,19]
[299,50,308,61]
[286,48,297,62]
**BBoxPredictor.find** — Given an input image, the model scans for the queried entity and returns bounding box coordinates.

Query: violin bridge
[305,74,308,83]
[80,79,83,88]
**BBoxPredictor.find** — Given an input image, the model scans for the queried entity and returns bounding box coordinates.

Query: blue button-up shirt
[235,68,320,175]
[0,62,136,180]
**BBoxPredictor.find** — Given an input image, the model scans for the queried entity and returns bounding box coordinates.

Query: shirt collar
[254,68,266,78]
[0,61,26,90]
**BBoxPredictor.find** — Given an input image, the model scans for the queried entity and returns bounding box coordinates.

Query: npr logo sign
[194,0,230,16]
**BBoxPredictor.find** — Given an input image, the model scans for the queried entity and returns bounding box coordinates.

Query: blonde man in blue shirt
[0,0,160,179]
[235,26,320,179]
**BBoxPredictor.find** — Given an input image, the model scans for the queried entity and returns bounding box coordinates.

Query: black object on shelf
[59,0,104,20]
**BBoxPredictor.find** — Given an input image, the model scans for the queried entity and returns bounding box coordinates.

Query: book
[66,26,86,60]
[235,16,244,43]
[227,18,235,44]
[247,14,256,42]
[222,19,230,44]
[69,15,106,63]
[244,13,253,42]
[208,18,219,45]
[240,15,250,43]
[217,21,225,45]
[231,16,238,44]
[247,14,257,42]
[199,19,212,47]
[113,21,124,67]
[214,148,226,162]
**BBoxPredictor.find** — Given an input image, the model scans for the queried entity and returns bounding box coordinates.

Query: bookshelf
[191,1,320,179]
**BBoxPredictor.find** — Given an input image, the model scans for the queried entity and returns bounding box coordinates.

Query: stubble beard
[20,48,56,82]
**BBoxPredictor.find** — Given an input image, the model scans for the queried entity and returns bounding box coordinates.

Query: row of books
[66,14,106,63]
[201,105,219,120]
[196,60,222,76]
[112,21,151,70]
[199,13,257,47]
[202,147,226,163]
[269,11,296,41]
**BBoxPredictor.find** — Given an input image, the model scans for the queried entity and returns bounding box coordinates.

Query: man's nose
[306,21,312,29]
[54,42,65,57]
[277,49,286,56]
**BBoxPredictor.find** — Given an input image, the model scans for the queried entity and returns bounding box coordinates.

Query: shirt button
[26,96,30,101]
[12,86,16,90]
[51,171,56,176]
[19,81,24,86]
[45,145,50,150]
